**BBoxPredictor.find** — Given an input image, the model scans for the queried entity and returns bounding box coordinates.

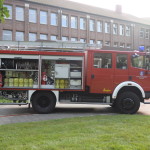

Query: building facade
[1,0,150,51]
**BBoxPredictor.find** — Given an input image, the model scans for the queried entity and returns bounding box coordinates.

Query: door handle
[91,74,95,79]
[129,76,132,80]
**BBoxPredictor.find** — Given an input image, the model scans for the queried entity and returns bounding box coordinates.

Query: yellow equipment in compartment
[55,79,69,89]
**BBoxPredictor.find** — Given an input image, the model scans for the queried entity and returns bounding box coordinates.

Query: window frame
[105,41,110,46]
[113,23,118,35]
[51,13,58,26]
[62,14,68,27]
[89,19,95,32]
[16,6,24,21]
[2,30,12,41]
[51,35,57,41]
[94,53,112,69]
[4,5,12,19]
[105,22,110,33]
[40,11,48,24]
[97,21,102,32]
[40,34,48,40]
[62,36,68,41]
[71,16,77,29]
[90,39,95,44]
[80,17,86,30]
[80,38,86,43]
[120,25,125,36]
[116,54,128,70]
[29,33,37,41]
[16,31,24,41]
[145,29,149,39]
[140,28,144,38]
[29,9,37,23]
[126,25,131,36]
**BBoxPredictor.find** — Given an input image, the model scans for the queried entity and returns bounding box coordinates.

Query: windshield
[131,54,150,70]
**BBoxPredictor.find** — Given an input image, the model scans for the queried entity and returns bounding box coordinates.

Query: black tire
[32,92,56,114]
[116,92,140,114]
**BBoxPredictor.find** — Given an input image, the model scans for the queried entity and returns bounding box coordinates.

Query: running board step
[144,102,150,104]
[59,102,112,105]
[0,103,28,105]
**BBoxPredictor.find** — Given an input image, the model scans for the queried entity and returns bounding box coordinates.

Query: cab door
[90,52,114,94]
[129,53,150,91]
[114,53,129,85]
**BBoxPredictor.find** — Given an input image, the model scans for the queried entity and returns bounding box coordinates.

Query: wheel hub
[122,98,135,109]
[38,96,50,108]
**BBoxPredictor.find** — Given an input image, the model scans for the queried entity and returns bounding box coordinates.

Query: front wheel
[32,92,56,114]
[116,92,140,114]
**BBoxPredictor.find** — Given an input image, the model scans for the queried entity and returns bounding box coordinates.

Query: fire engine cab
[0,41,150,114]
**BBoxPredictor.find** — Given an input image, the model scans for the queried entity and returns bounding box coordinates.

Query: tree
[0,0,9,22]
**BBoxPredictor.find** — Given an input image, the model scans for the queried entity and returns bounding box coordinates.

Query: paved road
[0,103,149,125]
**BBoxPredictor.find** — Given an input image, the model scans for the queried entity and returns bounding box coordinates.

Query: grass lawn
[0,115,150,150]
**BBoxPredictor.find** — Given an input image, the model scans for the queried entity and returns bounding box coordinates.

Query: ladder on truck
[0,40,102,51]
[0,40,102,106]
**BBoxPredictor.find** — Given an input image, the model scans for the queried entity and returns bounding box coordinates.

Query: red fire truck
[0,41,150,114]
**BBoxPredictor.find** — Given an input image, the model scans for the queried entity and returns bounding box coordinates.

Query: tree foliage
[0,0,9,22]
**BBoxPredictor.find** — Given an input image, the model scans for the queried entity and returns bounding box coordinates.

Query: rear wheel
[116,92,140,114]
[32,92,56,114]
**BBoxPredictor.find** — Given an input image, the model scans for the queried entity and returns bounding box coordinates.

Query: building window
[90,39,95,44]
[40,34,47,40]
[40,11,47,24]
[62,36,68,41]
[62,15,68,27]
[89,19,95,31]
[4,5,12,19]
[120,43,125,48]
[113,23,118,35]
[80,18,86,30]
[145,29,149,39]
[71,37,77,42]
[105,41,110,46]
[113,42,118,47]
[127,44,131,49]
[126,26,131,36]
[80,38,86,43]
[16,31,24,41]
[120,25,125,36]
[16,7,24,21]
[97,21,102,32]
[29,33,37,41]
[51,35,57,41]
[97,40,103,48]
[3,30,12,41]
[71,16,77,29]
[105,22,110,33]
[29,9,37,23]
[146,46,150,52]
[51,13,58,26]
[140,28,144,38]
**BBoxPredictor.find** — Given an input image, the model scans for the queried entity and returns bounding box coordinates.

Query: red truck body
[0,46,150,114]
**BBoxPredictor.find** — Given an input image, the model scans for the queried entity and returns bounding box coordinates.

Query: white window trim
[62,15,68,27]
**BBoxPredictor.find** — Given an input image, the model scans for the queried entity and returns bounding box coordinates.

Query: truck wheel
[32,92,56,114]
[116,92,140,114]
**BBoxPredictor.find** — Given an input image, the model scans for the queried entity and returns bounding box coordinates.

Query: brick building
[1,0,150,51]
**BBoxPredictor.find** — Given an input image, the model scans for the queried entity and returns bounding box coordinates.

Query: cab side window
[94,53,112,68]
[116,54,128,69]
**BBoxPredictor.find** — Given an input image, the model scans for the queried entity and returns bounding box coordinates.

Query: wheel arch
[30,90,58,103]
[112,81,145,102]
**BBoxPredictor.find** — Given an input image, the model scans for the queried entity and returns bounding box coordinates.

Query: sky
[70,0,150,18]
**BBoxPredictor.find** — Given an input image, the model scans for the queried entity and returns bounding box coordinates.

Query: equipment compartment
[0,54,84,90]
[0,56,39,89]
[41,56,84,89]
